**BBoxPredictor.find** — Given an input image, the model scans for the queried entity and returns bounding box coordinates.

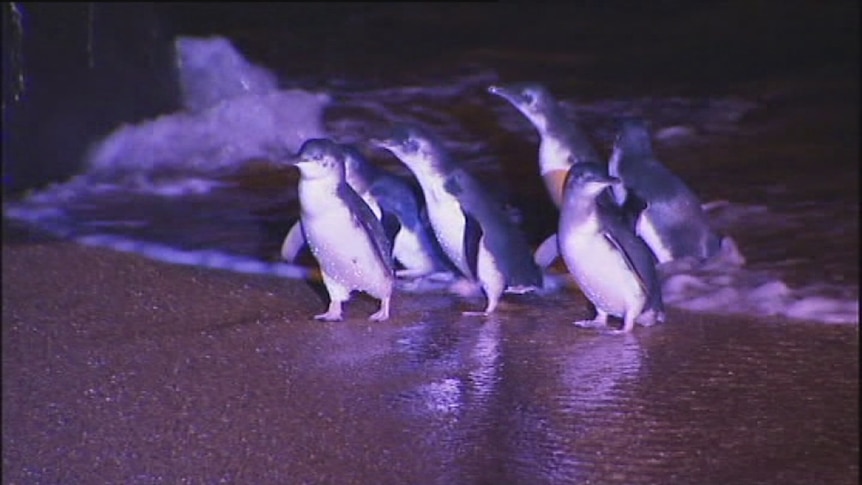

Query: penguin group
[278,82,722,333]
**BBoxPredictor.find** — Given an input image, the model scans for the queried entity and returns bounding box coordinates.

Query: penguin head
[371,124,448,176]
[291,138,346,181]
[488,83,554,121]
[613,117,654,155]
[563,163,619,198]
[341,144,378,192]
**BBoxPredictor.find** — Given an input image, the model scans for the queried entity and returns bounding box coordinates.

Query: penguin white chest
[393,227,436,274]
[301,199,391,297]
[423,185,470,276]
[559,217,645,317]
[539,137,573,174]
[635,212,673,264]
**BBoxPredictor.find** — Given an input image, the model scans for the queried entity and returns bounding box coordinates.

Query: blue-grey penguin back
[612,118,722,262]
[375,123,542,289]
[406,120,544,288]
[560,163,665,323]
[336,181,396,275]
[343,142,452,274]
[591,188,665,317]
[446,170,544,289]
[342,144,382,193]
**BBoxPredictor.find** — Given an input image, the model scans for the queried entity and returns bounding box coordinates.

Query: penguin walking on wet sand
[372,124,543,315]
[487,82,609,268]
[282,143,453,280]
[341,145,455,279]
[558,163,665,334]
[288,138,395,321]
[609,118,721,263]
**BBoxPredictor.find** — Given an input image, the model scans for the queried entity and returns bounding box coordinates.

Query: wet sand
[4,3,859,483]
[3,229,858,484]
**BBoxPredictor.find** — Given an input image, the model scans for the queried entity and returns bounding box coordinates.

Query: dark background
[2,2,857,195]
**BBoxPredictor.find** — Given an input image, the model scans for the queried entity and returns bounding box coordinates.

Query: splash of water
[82,35,329,186]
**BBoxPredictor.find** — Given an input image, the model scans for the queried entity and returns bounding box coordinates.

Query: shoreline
[3,232,858,483]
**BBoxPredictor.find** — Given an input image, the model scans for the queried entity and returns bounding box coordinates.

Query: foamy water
[4,36,857,325]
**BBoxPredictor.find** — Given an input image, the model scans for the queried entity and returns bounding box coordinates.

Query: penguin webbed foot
[636,309,665,327]
[573,309,610,330]
[368,298,391,322]
[314,301,344,322]
[573,318,609,330]
[462,310,491,317]
[461,296,499,317]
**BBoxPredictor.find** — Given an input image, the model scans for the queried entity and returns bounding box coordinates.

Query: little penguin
[558,163,665,334]
[281,144,452,279]
[609,118,721,263]
[372,124,543,315]
[341,144,454,279]
[487,82,608,268]
[288,138,395,321]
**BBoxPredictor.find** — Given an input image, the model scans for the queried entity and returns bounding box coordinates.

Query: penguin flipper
[370,175,421,228]
[534,233,559,268]
[597,205,662,304]
[337,182,396,275]
[614,189,647,232]
[463,212,484,281]
[602,231,648,294]
[380,210,402,245]
[281,220,307,262]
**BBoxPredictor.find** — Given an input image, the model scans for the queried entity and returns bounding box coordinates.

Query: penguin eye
[523,92,535,105]
[404,139,419,153]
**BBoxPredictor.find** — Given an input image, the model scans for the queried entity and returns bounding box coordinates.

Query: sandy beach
[3,225,858,484]
[3,3,858,483]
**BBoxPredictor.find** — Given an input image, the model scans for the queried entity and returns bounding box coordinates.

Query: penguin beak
[595,176,621,189]
[487,85,508,99]
[264,143,298,166]
[582,174,620,190]
[369,138,393,150]
[285,153,304,166]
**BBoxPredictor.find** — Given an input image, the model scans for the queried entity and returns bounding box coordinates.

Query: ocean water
[4,18,858,325]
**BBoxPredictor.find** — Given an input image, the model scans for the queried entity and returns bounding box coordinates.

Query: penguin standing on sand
[609,118,721,263]
[372,124,543,315]
[558,163,665,333]
[288,138,394,321]
[341,145,454,279]
[282,143,453,280]
[487,82,608,268]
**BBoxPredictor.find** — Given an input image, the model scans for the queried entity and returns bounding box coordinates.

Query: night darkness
[2,2,858,194]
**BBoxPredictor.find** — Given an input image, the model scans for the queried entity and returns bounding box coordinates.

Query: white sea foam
[85,90,329,180]
[74,233,319,280]
[4,48,855,326]
[24,36,330,198]
[655,226,858,324]
[175,36,279,113]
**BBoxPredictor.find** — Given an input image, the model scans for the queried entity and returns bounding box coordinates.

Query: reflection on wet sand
[2,240,858,483]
